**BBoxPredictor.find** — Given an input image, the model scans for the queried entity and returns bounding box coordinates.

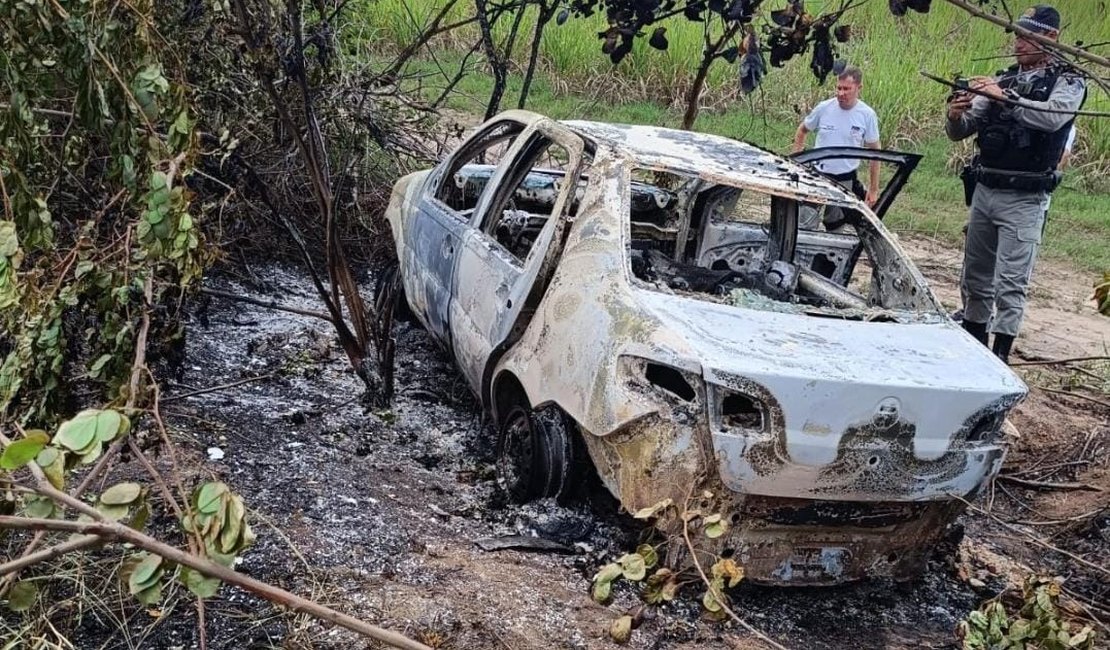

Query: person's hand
[866,189,879,207]
[970,76,1004,101]
[947,91,973,121]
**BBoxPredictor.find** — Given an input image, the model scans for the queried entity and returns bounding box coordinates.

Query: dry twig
[997,475,1105,492]
[958,496,1110,579]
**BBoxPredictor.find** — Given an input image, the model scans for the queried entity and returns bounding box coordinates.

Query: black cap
[1015,5,1060,33]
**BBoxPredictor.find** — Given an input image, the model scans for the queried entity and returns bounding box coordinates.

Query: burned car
[383,110,1027,585]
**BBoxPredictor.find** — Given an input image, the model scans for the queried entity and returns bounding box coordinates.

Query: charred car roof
[563,120,855,206]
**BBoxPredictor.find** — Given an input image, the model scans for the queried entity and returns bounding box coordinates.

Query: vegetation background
[354,0,1110,270]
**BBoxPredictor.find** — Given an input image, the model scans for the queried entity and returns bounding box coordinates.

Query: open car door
[448,117,586,398]
[788,146,922,220]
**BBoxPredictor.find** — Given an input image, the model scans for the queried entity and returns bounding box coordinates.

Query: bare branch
[0,514,434,650]
[0,535,103,577]
[942,0,1110,69]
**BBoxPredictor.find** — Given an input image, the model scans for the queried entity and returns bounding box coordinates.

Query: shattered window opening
[433,121,525,218]
[624,165,940,321]
[479,136,579,265]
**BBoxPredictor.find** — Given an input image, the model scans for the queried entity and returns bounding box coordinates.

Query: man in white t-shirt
[792,66,882,230]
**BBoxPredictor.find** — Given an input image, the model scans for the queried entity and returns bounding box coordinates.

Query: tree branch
[942,0,1110,69]
[0,534,103,577]
[200,287,336,322]
[0,514,433,650]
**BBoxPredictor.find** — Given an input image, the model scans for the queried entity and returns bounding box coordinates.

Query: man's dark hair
[839,66,863,85]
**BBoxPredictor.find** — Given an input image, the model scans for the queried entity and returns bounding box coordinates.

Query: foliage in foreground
[0,409,254,611]
[957,577,1097,650]
[1,0,206,424]
[590,495,744,644]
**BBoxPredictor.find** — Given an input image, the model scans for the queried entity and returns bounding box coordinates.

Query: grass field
[346,0,1110,272]
[357,0,1110,153]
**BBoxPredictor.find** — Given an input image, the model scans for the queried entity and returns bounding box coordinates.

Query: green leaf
[595,562,622,585]
[133,581,162,606]
[74,260,95,280]
[77,441,103,465]
[39,451,65,490]
[172,110,190,134]
[1009,619,1031,640]
[89,354,113,378]
[592,579,612,603]
[129,553,164,593]
[1,434,48,469]
[632,498,673,520]
[94,410,122,442]
[207,550,237,568]
[702,587,723,612]
[591,562,622,603]
[969,611,989,629]
[1036,590,1053,615]
[96,502,130,521]
[7,581,37,612]
[196,482,228,515]
[219,494,245,553]
[54,410,99,451]
[704,518,727,539]
[636,544,658,569]
[609,615,632,644]
[35,446,59,467]
[24,496,55,519]
[0,221,19,257]
[618,553,646,581]
[180,567,221,599]
[100,482,142,505]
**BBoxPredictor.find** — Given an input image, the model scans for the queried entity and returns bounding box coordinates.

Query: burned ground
[5,238,1106,650]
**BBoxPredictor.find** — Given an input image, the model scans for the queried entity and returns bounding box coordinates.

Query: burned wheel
[497,403,575,503]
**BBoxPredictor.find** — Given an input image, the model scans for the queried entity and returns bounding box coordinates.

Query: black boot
[962,320,989,346]
[992,333,1015,363]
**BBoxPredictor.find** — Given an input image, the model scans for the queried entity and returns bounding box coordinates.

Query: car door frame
[788,146,923,220]
[404,116,529,351]
[448,118,586,401]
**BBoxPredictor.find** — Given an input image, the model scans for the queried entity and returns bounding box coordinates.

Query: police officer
[946,4,1085,363]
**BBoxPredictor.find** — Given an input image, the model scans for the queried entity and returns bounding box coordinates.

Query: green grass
[343,0,1110,272]
[356,0,1110,155]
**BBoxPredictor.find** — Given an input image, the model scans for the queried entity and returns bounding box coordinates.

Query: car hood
[633,288,1026,464]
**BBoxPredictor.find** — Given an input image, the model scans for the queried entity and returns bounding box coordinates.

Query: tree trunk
[476,0,507,120]
[519,1,556,109]
[681,24,739,130]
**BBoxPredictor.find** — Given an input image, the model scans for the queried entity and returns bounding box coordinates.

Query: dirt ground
[5,236,1107,650]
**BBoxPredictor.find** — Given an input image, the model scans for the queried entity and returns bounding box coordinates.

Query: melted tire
[497,403,575,503]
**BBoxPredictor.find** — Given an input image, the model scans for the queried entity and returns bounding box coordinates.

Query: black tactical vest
[976,65,1079,173]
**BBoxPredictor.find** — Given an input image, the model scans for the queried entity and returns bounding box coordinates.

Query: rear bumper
[728,496,964,585]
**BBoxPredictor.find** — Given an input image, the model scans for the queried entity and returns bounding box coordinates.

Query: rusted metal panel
[391,110,1028,586]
